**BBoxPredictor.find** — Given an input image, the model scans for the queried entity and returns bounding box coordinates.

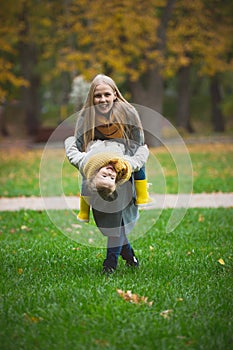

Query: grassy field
[0,208,232,350]
[0,143,232,197]
[0,142,232,349]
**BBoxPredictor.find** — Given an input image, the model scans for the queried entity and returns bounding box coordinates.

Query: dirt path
[1,193,233,211]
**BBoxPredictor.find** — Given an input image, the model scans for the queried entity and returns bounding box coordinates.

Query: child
[65,136,151,222]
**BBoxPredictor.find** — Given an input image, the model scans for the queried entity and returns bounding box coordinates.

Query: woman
[67,74,149,273]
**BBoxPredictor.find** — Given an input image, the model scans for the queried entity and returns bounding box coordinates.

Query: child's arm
[64,136,87,172]
[124,144,149,171]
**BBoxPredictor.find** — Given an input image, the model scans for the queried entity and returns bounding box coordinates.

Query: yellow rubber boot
[77,196,90,222]
[135,179,153,206]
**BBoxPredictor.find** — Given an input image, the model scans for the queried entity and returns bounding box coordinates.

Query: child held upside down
[65,136,152,222]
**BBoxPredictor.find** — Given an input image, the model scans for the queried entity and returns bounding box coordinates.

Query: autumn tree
[0,0,29,135]
[0,1,29,101]
[1,0,233,136]
[166,0,233,131]
[201,1,233,132]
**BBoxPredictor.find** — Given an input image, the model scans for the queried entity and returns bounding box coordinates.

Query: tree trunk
[129,68,163,113]
[18,3,41,136]
[129,0,176,146]
[21,72,41,136]
[176,65,194,132]
[130,0,176,115]
[210,75,225,132]
[0,101,9,136]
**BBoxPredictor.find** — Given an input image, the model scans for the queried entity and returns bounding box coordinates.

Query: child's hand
[110,159,132,183]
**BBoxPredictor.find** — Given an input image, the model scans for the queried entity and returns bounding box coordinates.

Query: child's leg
[77,196,90,222]
[134,165,153,205]
[77,178,90,222]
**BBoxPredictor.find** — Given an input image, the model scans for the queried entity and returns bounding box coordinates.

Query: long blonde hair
[75,74,143,150]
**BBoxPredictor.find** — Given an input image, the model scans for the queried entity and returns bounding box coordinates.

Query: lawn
[0,142,232,349]
[0,143,232,197]
[0,208,232,350]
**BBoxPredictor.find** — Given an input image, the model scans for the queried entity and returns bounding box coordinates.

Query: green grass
[0,143,233,197]
[0,142,232,348]
[0,208,232,350]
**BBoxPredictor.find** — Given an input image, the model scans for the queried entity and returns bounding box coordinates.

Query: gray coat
[65,115,145,236]
[64,137,149,175]
[65,136,148,236]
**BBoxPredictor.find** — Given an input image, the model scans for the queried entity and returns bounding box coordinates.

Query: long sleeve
[124,144,149,171]
[64,136,86,172]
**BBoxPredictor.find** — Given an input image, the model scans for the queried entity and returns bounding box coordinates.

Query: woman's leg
[103,233,125,272]
[103,228,138,273]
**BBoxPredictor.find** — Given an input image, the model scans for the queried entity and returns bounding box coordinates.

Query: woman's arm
[64,136,86,171]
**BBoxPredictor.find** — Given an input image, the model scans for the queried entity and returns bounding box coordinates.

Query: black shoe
[102,265,115,274]
[126,255,139,267]
[102,254,117,274]
[121,245,139,267]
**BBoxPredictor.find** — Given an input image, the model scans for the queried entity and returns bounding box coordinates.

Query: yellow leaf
[198,214,204,222]
[218,258,225,265]
[176,298,184,302]
[24,313,43,323]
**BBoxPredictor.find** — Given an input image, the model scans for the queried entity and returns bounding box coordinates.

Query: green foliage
[0,208,232,349]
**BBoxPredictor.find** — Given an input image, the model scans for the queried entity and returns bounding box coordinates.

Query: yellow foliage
[1,0,233,97]
[166,0,233,76]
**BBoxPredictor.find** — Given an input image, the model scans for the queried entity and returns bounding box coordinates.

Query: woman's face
[93,83,116,115]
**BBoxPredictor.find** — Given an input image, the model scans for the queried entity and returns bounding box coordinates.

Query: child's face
[93,83,116,115]
[94,164,117,193]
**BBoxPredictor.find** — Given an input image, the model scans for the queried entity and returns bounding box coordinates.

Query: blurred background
[0,0,232,144]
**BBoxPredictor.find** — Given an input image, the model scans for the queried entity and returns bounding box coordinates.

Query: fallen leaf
[198,214,204,222]
[116,289,153,306]
[18,268,23,274]
[71,224,82,228]
[160,309,173,319]
[94,339,109,347]
[24,313,43,323]
[218,258,225,265]
[21,225,31,231]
